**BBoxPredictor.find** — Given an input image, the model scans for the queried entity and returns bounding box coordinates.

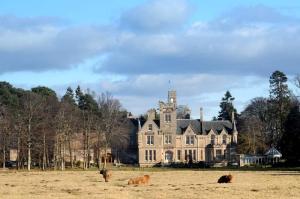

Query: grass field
[0,169,299,199]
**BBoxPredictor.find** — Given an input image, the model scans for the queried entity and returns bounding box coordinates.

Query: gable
[140,119,159,132]
[183,125,196,135]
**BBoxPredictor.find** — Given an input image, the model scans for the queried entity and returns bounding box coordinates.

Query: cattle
[100,169,112,182]
[217,174,233,183]
[128,175,150,185]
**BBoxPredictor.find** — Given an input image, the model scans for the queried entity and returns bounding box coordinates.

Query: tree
[218,91,237,121]
[237,98,270,154]
[295,74,300,90]
[97,92,127,168]
[75,86,98,169]
[281,105,300,165]
[268,70,291,147]
[62,87,76,106]
[20,92,43,171]
[177,105,191,119]
[0,104,11,169]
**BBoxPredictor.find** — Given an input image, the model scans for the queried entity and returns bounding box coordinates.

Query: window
[145,150,148,161]
[222,135,227,144]
[200,150,203,160]
[186,135,194,145]
[193,150,196,161]
[185,150,188,161]
[211,134,215,145]
[186,136,190,145]
[216,149,222,160]
[177,150,181,160]
[190,136,194,145]
[148,124,152,131]
[145,150,156,161]
[147,135,154,145]
[165,135,172,144]
[165,114,171,122]
[149,150,153,161]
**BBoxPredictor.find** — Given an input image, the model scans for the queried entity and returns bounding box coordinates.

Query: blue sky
[0,0,300,119]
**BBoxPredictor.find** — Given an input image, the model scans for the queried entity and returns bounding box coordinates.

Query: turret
[232,112,238,144]
[159,91,177,133]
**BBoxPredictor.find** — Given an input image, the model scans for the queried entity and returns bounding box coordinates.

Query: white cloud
[0,15,115,73]
[120,0,191,32]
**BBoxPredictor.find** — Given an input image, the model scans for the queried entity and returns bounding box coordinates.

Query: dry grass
[0,169,299,199]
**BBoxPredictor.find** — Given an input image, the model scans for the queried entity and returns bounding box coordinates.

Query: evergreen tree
[61,87,76,106]
[268,70,291,146]
[218,91,237,121]
[281,105,300,165]
[31,86,57,99]
[75,86,83,106]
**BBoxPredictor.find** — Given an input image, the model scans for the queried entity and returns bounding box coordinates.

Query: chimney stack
[147,109,156,120]
[200,107,204,121]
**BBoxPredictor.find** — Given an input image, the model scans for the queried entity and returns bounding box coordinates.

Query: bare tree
[295,74,300,89]
[0,104,10,169]
[97,92,127,168]
[20,92,43,171]
[238,98,270,154]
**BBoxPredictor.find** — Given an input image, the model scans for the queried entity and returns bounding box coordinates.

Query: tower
[159,91,177,134]
[168,90,177,105]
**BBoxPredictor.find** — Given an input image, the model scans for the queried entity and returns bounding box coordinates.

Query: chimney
[147,109,156,120]
[200,107,204,121]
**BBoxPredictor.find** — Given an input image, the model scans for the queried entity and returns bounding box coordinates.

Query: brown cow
[100,169,112,182]
[128,175,150,185]
[217,174,233,183]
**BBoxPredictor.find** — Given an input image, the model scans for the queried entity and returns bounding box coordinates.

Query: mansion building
[138,91,238,167]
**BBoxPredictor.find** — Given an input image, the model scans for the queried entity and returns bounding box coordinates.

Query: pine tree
[218,91,237,121]
[62,87,76,106]
[268,70,291,146]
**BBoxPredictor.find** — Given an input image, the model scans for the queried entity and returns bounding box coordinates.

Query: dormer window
[148,124,153,131]
[222,135,227,144]
[211,134,215,145]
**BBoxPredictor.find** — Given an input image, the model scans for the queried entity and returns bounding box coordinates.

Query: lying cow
[128,175,150,185]
[217,174,233,183]
[100,169,112,182]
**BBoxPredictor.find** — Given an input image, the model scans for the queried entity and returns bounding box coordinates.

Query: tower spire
[232,111,237,132]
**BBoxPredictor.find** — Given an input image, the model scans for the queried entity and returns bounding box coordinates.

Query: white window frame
[165,135,172,144]
[186,135,194,145]
[145,150,148,161]
[148,124,153,131]
[147,135,154,145]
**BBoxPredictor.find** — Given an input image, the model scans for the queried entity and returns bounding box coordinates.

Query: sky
[0,0,300,119]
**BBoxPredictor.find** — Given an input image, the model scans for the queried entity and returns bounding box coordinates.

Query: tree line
[217,71,300,166]
[0,83,129,170]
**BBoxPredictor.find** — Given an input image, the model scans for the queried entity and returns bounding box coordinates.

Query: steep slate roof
[177,119,201,134]
[128,118,146,129]
[153,119,160,128]
[141,118,234,135]
[176,119,234,135]
[202,121,233,134]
